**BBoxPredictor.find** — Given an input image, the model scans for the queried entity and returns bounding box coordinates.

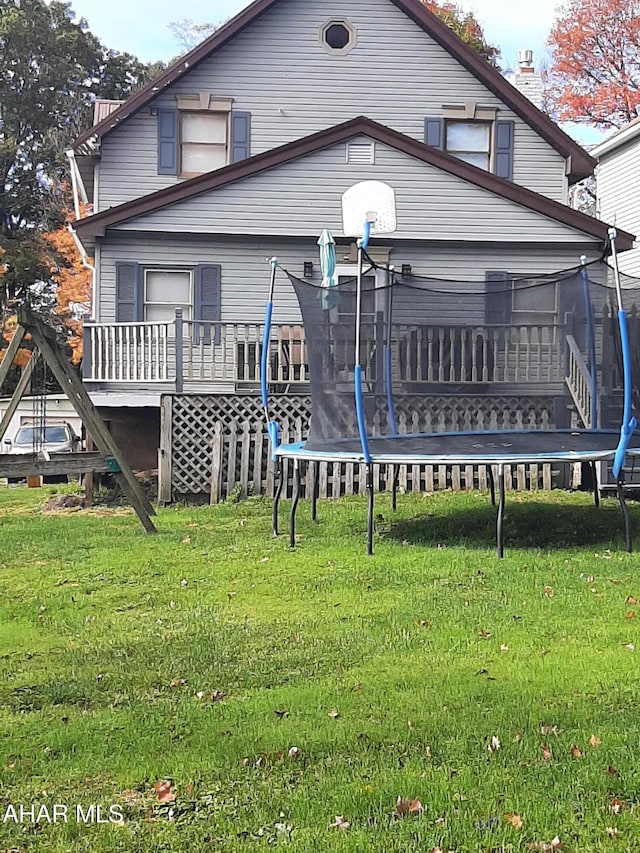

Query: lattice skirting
[160,393,575,502]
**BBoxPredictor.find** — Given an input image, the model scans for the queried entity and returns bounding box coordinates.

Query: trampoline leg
[496,465,506,559]
[391,465,399,512]
[272,458,283,537]
[590,461,600,508]
[617,478,633,554]
[290,460,300,548]
[311,461,319,522]
[366,463,375,556]
[487,465,496,507]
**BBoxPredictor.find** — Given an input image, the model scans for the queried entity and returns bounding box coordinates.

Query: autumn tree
[0,0,159,376]
[546,0,640,129]
[420,0,499,64]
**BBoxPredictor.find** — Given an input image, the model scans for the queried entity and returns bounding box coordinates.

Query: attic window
[321,19,356,55]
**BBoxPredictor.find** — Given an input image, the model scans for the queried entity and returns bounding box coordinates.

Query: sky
[67,0,603,145]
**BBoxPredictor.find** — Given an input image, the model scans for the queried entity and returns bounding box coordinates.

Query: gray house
[71,0,632,500]
[592,119,640,276]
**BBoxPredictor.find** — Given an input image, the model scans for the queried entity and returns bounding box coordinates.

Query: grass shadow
[379,494,632,550]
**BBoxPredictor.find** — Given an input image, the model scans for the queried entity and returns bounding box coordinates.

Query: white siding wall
[97,0,567,210]
[111,138,596,245]
[97,234,601,325]
[597,144,640,276]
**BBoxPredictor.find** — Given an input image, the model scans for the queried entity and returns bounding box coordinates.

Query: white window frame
[511,276,558,325]
[175,95,233,178]
[444,119,492,170]
[144,268,193,322]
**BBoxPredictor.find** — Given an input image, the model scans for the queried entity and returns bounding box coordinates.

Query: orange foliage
[43,205,93,364]
[420,0,499,62]
[547,0,640,128]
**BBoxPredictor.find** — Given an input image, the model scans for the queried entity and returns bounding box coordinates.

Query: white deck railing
[84,317,565,389]
[565,334,596,428]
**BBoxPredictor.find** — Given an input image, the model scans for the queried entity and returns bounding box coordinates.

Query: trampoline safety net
[279,259,640,455]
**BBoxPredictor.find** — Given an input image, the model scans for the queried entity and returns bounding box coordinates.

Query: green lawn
[0,486,638,852]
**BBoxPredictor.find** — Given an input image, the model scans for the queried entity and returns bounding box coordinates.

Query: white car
[4,423,81,455]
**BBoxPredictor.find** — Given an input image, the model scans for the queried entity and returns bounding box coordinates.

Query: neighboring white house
[592,118,640,276]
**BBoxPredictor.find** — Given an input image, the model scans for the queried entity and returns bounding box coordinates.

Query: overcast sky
[68,0,600,144]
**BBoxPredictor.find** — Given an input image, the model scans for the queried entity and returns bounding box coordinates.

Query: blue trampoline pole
[609,229,637,482]
[261,257,280,457]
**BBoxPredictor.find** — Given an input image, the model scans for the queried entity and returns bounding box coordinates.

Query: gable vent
[346,142,375,165]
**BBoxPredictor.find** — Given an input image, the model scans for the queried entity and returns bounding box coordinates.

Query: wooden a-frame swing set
[0,310,156,533]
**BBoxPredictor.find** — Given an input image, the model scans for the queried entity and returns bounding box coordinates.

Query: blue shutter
[424,117,444,150]
[485,271,512,325]
[194,264,221,344]
[230,111,251,163]
[157,109,178,175]
[115,262,142,322]
[494,120,514,181]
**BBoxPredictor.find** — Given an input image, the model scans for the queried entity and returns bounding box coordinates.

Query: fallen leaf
[541,742,552,761]
[478,630,493,639]
[540,724,559,736]
[210,690,226,702]
[351,682,363,692]
[287,746,301,760]
[328,708,340,719]
[416,620,431,628]
[487,735,501,753]
[395,796,423,817]
[606,827,620,838]
[513,731,522,743]
[152,780,176,804]
[181,536,191,545]
[626,610,636,619]
[624,643,635,651]
[170,678,187,688]
[588,734,601,747]
[609,798,623,814]
[500,643,509,651]
[570,744,582,759]
[607,765,620,776]
[527,837,563,851]
[504,812,524,830]
[626,596,638,605]
[274,709,289,719]
[328,815,350,830]
[544,586,554,597]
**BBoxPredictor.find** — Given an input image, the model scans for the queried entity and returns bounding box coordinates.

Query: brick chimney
[513,50,543,110]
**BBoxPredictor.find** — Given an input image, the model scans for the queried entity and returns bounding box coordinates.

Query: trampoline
[261,182,640,556]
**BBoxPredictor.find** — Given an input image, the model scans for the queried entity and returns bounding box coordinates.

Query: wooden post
[0,350,38,443]
[84,433,95,507]
[23,318,156,533]
[82,315,93,380]
[174,308,184,393]
[0,326,27,391]
[210,422,223,504]
[158,395,173,505]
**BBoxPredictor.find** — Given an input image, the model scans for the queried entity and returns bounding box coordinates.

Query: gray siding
[112,138,597,245]
[597,145,640,276]
[98,0,567,210]
[97,233,601,325]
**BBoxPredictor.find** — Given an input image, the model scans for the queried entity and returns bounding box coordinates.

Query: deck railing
[565,334,595,428]
[83,314,565,391]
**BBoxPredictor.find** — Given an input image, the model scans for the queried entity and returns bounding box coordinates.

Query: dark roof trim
[72,0,594,182]
[74,117,632,249]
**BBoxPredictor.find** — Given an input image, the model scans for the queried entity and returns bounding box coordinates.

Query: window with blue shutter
[485,271,512,325]
[115,262,142,322]
[230,111,251,163]
[494,120,514,181]
[194,264,222,344]
[424,117,444,150]
[157,109,178,175]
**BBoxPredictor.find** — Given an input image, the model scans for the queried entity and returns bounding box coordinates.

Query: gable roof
[74,116,632,249]
[72,0,594,182]
[591,116,640,159]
